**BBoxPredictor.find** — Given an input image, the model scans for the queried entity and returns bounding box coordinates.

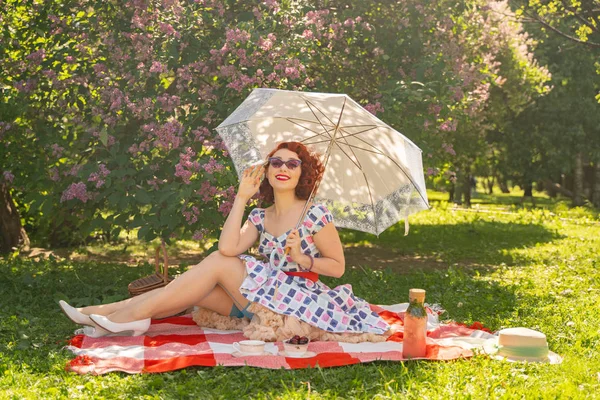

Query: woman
[59,142,389,337]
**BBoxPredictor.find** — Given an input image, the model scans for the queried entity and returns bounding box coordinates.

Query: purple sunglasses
[267,157,302,170]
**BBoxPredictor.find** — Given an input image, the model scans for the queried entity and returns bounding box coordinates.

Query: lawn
[1,191,599,399]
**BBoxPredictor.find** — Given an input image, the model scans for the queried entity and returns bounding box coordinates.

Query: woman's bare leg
[78,287,161,316]
[151,284,236,319]
[77,252,238,317]
[105,251,248,323]
[79,282,238,320]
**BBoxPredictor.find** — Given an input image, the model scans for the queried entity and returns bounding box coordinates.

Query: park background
[1,0,599,399]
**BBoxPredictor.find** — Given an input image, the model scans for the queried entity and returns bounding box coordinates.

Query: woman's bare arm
[217,196,260,256]
[218,165,263,256]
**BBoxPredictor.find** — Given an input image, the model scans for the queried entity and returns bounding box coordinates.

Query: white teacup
[232,340,266,355]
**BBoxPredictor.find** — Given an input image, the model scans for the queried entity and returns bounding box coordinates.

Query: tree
[493,1,600,206]
[512,0,600,49]
[0,180,30,253]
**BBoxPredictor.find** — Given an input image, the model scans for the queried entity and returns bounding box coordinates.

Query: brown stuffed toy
[192,302,390,343]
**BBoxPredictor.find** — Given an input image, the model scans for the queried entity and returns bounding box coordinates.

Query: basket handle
[161,238,169,283]
[154,239,169,283]
[154,247,160,274]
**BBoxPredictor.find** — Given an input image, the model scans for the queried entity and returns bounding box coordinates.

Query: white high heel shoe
[74,326,116,338]
[90,314,151,336]
[59,300,111,337]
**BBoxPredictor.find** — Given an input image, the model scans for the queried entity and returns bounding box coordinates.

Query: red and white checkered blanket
[65,304,494,374]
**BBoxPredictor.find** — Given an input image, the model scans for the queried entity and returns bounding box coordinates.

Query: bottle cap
[409,288,426,303]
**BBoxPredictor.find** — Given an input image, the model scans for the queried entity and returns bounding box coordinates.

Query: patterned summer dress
[238,204,390,334]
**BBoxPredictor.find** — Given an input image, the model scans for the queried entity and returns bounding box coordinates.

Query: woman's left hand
[285,229,303,263]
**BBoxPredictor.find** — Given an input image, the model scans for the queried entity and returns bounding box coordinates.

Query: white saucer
[278,350,317,358]
[231,351,271,358]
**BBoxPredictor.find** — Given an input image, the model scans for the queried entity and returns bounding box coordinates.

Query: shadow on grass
[40,240,208,267]
[322,263,519,331]
[469,192,555,206]
[339,219,562,269]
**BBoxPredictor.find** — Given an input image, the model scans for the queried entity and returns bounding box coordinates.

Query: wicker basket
[128,240,173,297]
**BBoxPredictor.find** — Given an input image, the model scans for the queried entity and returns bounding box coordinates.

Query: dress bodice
[247,204,333,271]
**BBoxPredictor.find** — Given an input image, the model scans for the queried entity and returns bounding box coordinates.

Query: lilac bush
[0,0,549,246]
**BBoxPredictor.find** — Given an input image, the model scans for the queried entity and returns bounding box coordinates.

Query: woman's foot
[89,314,151,337]
[59,300,111,337]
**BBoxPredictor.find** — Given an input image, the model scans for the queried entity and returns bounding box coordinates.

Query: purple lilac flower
[61,182,90,203]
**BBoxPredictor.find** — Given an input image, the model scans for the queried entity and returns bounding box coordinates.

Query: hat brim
[482,339,562,364]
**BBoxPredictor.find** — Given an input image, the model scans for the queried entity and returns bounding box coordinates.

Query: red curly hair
[258,141,325,204]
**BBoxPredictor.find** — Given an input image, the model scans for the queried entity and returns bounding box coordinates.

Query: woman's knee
[208,253,245,279]
[191,250,221,270]
[194,251,243,273]
[209,250,241,262]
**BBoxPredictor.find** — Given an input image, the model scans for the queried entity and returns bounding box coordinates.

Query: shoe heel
[90,314,151,336]
[131,319,151,336]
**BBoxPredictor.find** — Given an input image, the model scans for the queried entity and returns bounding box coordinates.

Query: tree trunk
[454,170,465,205]
[593,161,600,208]
[462,168,472,208]
[545,179,557,198]
[0,182,30,254]
[463,181,471,207]
[573,152,584,206]
[485,176,495,194]
[521,181,536,206]
[498,176,510,193]
[543,179,574,198]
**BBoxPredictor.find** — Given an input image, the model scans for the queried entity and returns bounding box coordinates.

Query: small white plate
[231,351,271,358]
[278,350,317,358]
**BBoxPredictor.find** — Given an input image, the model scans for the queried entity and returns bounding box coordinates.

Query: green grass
[1,192,599,399]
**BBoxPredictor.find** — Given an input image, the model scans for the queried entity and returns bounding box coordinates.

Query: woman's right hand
[237,164,265,202]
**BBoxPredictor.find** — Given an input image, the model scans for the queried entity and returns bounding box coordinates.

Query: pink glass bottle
[402,288,427,359]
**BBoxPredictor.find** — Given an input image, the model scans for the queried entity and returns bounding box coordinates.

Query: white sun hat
[483,327,562,364]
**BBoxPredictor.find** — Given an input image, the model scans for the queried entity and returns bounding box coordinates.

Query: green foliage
[487,1,600,187]
[0,0,553,248]
[1,192,599,398]
[514,0,600,48]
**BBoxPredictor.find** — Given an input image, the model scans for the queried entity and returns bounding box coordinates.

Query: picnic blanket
[64,304,495,375]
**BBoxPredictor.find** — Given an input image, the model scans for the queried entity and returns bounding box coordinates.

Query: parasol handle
[274,193,318,270]
[272,146,326,270]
